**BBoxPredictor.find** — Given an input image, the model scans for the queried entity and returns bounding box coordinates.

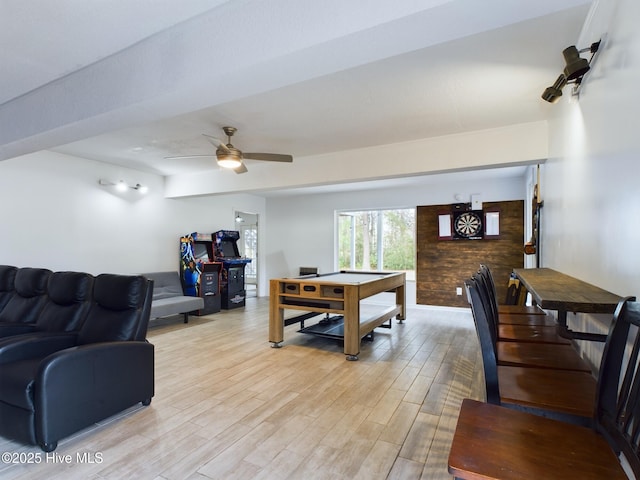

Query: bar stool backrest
[464,276,500,404]
[596,298,640,476]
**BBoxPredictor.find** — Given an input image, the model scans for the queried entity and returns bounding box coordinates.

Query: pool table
[269,270,406,360]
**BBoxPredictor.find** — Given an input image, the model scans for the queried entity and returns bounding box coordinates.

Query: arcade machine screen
[218,240,238,258]
[193,243,211,262]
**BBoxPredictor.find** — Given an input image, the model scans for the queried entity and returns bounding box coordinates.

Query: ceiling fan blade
[203,134,231,153]
[234,163,248,174]
[244,152,293,162]
[164,154,215,159]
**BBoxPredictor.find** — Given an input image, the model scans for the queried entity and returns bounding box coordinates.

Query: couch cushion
[36,272,94,332]
[92,274,146,311]
[143,272,184,299]
[47,271,94,305]
[77,274,148,344]
[13,268,51,297]
[0,268,52,324]
[150,296,203,319]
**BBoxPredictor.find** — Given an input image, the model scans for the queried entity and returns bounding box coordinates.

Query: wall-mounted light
[99,179,148,194]
[541,40,601,103]
[541,74,568,103]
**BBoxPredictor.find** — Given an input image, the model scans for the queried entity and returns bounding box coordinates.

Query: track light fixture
[541,74,568,104]
[541,40,601,103]
[563,45,591,81]
[99,179,148,194]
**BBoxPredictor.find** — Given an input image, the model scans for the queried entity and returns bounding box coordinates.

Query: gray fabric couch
[143,271,203,323]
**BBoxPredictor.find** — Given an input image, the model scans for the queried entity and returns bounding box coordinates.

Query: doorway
[234,211,258,297]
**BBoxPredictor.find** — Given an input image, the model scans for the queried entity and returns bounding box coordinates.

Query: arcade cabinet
[213,230,252,309]
[180,233,223,315]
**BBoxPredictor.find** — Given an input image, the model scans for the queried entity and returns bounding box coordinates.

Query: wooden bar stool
[448,298,640,480]
[466,277,595,425]
[467,276,591,372]
[449,399,627,480]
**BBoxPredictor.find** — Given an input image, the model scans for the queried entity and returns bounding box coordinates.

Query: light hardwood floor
[0,298,483,480]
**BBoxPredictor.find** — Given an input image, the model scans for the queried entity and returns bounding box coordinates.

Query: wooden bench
[465,275,596,425]
[448,298,640,480]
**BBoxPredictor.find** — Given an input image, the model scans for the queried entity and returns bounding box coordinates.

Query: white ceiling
[0,0,592,195]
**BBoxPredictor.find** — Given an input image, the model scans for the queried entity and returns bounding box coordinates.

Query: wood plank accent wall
[416,200,524,307]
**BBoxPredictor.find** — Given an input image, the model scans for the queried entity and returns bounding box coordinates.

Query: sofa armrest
[35,341,154,449]
[0,333,78,364]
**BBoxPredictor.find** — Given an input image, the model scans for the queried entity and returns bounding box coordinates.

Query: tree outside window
[338,209,415,275]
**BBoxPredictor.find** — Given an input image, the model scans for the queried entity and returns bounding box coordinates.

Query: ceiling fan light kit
[206,126,293,174]
[165,127,293,173]
[215,143,243,169]
[216,156,242,169]
[166,126,293,173]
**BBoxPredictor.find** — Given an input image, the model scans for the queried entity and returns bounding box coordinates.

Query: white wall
[542,0,640,365]
[265,173,526,304]
[0,150,527,301]
[0,151,266,278]
[543,0,639,295]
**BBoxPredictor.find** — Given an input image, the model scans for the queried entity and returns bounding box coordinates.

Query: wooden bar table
[513,268,624,342]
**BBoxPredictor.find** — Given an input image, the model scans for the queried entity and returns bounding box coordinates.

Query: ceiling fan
[167,126,293,174]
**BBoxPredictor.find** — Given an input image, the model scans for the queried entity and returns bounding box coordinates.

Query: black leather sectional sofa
[0,264,154,452]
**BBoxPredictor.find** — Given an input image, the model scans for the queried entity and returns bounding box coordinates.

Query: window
[240,225,257,279]
[337,209,415,276]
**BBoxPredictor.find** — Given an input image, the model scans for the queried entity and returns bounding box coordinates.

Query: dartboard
[454,211,483,238]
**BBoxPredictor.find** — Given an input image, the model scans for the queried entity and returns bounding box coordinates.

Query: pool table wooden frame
[269,271,406,360]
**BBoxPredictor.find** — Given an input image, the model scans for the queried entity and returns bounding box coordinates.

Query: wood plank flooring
[0,298,483,479]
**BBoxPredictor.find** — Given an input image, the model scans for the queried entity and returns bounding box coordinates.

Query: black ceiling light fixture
[541,40,601,103]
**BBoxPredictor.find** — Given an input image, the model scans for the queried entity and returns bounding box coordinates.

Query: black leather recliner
[0,273,154,452]
[0,271,94,339]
